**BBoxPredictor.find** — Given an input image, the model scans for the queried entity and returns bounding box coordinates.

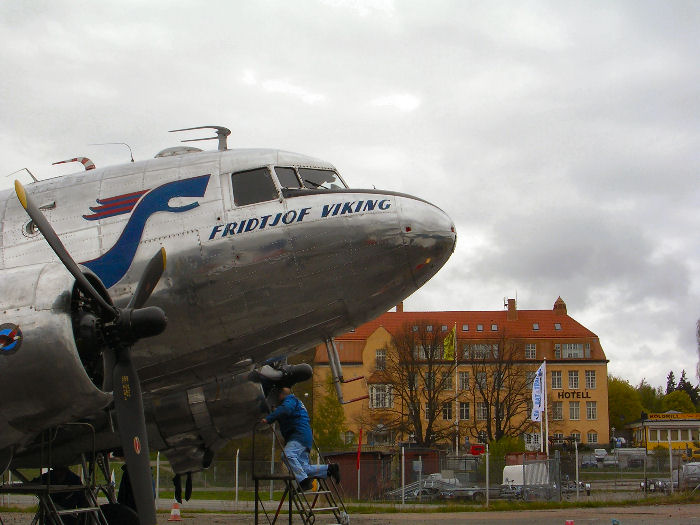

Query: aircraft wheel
[100,503,140,525]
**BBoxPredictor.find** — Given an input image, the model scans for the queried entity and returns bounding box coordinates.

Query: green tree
[675,370,700,406]
[661,390,695,413]
[637,379,664,413]
[666,371,677,395]
[313,373,346,450]
[608,376,643,431]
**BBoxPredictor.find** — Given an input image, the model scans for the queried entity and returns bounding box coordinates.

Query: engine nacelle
[147,372,267,473]
[0,263,112,451]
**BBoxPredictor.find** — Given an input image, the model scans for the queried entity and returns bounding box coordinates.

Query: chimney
[396,302,403,313]
[553,297,567,315]
[507,298,517,320]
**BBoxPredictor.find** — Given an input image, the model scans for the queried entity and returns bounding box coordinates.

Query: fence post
[485,443,490,508]
[235,448,240,505]
[401,446,405,505]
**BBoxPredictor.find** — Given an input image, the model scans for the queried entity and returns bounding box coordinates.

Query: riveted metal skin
[0,146,456,471]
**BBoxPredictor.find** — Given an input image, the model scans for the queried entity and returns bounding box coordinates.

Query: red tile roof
[337,304,597,342]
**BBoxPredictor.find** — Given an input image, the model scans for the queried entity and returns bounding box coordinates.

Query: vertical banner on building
[531,361,546,422]
[443,323,456,360]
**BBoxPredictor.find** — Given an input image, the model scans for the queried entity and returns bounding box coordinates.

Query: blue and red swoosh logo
[81,174,210,288]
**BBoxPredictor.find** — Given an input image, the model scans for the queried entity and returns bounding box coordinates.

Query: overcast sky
[2,1,698,390]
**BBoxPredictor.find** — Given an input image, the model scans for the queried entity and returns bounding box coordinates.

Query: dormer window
[426,325,433,332]
[476,324,483,332]
[532,323,539,331]
[491,324,498,331]
[462,324,469,332]
[554,323,562,331]
[441,325,448,332]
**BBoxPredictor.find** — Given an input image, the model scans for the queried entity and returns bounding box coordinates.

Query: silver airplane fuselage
[0,146,455,464]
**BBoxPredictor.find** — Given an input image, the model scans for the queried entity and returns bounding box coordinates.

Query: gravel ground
[2,504,700,525]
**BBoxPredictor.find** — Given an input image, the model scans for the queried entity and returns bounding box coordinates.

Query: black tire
[472,491,484,502]
[100,503,140,525]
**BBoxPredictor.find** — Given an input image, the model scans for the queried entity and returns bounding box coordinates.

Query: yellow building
[629,413,700,453]
[313,298,610,449]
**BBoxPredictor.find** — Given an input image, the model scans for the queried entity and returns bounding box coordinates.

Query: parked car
[680,462,700,491]
[594,448,608,461]
[602,455,619,467]
[580,456,597,468]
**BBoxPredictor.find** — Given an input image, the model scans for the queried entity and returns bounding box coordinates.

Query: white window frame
[568,370,579,389]
[585,370,596,389]
[369,384,393,409]
[551,370,562,389]
[525,343,536,359]
[569,401,580,420]
[459,402,470,420]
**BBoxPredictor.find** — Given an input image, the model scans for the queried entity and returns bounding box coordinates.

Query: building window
[459,402,470,420]
[426,325,433,332]
[570,401,580,420]
[476,372,487,389]
[375,349,386,371]
[585,370,596,389]
[587,432,598,444]
[477,430,488,443]
[442,402,453,420]
[551,371,562,389]
[477,402,488,420]
[425,372,435,390]
[561,343,584,358]
[442,372,453,390]
[552,402,563,420]
[459,371,469,390]
[525,343,536,359]
[532,323,539,331]
[462,324,469,332]
[491,324,498,331]
[555,344,561,359]
[465,343,498,359]
[586,401,597,420]
[425,402,434,420]
[571,432,581,443]
[568,370,579,389]
[554,323,562,331]
[408,373,417,391]
[552,433,564,444]
[344,431,355,444]
[441,325,448,332]
[476,324,483,332]
[369,384,393,408]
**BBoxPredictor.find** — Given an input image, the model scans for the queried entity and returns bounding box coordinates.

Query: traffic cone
[168,500,182,521]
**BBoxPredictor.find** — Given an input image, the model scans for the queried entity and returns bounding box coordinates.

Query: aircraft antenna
[52,157,96,171]
[5,167,39,183]
[169,126,231,151]
[90,142,135,162]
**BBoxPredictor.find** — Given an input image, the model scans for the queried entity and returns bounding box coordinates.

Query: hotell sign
[556,390,592,399]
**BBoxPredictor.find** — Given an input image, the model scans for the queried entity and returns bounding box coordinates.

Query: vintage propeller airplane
[0,126,456,523]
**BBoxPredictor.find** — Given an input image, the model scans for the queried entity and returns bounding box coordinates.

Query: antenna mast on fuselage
[169,126,231,151]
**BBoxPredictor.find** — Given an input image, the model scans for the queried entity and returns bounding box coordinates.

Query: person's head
[278,387,292,401]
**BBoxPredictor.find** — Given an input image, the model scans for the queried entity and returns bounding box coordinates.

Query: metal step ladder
[251,422,349,525]
[0,424,110,525]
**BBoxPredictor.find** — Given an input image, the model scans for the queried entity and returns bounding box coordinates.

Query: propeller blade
[14,180,117,319]
[113,355,156,525]
[127,248,166,310]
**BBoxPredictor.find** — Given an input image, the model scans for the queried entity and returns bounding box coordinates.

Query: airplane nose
[399,197,457,289]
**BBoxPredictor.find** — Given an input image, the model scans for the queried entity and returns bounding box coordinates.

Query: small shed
[323,450,394,500]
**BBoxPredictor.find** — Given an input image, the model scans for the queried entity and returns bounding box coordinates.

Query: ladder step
[311,506,338,512]
[56,507,100,515]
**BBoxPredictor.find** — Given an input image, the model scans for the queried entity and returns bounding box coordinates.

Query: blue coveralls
[264,394,328,484]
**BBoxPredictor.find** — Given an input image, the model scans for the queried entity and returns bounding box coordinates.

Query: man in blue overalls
[261,387,340,491]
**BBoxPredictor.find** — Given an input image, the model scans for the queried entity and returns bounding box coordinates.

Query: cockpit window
[231,168,278,206]
[298,168,345,190]
[275,167,302,189]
